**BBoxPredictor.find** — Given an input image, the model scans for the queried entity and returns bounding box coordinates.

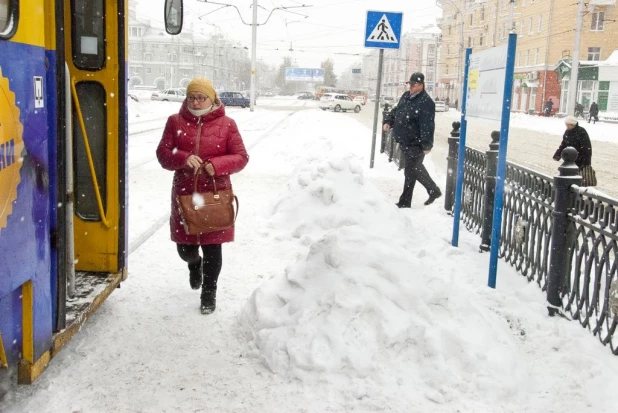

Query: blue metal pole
[451,48,472,247]
[487,33,517,288]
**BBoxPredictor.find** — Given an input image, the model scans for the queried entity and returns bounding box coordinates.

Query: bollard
[480,131,500,251]
[444,121,461,211]
[547,147,581,316]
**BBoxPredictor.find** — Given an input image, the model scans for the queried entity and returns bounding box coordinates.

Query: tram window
[71,0,105,70]
[73,82,107,221]
[0,0,18,38]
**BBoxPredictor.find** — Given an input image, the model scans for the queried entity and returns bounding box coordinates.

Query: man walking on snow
[383,72,442,208]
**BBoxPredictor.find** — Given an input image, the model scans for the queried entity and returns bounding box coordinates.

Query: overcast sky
[135,0,442,74]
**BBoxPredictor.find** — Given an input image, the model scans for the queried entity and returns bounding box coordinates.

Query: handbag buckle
[214,194,220,200]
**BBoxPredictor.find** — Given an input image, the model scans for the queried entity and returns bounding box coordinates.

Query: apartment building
[437,0,618,113]
[127,2,250,91]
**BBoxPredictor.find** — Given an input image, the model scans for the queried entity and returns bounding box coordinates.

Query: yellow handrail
[70,78,112,228]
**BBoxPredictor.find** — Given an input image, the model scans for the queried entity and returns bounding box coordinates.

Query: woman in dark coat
[553,115,592,169]
[156,77,249,314]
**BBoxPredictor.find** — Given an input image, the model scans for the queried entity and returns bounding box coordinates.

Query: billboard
[466,44,508,121]
[285,68,325,83]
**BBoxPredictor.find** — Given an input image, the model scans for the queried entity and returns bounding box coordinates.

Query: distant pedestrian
[383,72,442,208]
[553,115,592,169]
[574,102,585,119]
[544,98,554,116]
[588,101,599,124]
[445,96,450,106]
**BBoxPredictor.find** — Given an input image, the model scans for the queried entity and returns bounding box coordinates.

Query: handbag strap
[191,120,217,194]
[192,167,218,195]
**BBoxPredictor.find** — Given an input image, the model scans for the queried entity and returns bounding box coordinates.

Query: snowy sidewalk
[4,108,618,413]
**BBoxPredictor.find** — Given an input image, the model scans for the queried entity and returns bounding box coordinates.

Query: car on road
[434,101,449,112]
[151,88,186,102]
[219,91,251,108]
[319,93,362,113]
[353,96,367,105]
[295,91,315,100]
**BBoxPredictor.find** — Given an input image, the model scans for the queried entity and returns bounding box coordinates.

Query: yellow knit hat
[186,77,217,102]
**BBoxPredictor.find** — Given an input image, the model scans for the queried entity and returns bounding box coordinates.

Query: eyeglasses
[187,95,208,102]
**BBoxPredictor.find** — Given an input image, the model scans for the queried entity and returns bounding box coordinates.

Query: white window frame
[591,12,605,31]
[529,17,533,34]
[538,15,543,33]
[588,47,601,61]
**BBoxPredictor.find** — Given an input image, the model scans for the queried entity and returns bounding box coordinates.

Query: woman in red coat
[156,77,249,314]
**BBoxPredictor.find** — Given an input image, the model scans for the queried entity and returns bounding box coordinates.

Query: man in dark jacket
[553,115,592,168]
[383,72,442,208]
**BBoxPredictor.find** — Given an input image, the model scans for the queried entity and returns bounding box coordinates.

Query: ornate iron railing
[461,146,485,233]
[564,187,618,354]
[443,132,618,355]
[499,162,555,288]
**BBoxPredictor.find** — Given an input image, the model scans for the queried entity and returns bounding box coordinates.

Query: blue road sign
[364,11,403,49]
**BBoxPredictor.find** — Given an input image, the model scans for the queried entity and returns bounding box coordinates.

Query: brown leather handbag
[176,168,239,235]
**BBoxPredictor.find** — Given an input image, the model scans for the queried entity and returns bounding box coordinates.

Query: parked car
[296,92,315,100]
[434,101,449,112]
[379,96,396,107]
[219,91,251,108]
[319,93,362,113]
[353,96,367,105]
[151,88,186,102]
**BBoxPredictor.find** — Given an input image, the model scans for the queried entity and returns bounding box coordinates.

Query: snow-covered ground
[3,97,618,413]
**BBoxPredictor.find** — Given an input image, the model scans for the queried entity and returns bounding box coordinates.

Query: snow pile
[240,155,528,405]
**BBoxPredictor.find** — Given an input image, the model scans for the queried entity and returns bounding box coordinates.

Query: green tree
[321,58,337,87]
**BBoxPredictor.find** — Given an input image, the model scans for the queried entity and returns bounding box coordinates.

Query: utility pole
[250,0,257,111]
[567,0,585,116]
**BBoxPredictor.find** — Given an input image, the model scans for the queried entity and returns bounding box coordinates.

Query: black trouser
[177,244,222,291]
[588,114,598,123]
[398,146,439,207]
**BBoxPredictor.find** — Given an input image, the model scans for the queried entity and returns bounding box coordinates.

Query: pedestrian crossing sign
[364,11,403,49]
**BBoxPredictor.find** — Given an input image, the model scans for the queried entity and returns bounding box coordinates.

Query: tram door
[64,0,128,275]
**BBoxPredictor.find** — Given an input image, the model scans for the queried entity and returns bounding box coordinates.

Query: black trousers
[177,244,222,291]
[398,146,439,207]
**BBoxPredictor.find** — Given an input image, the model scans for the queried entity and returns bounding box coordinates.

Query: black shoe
[189,258,202,290]
[424,188,442,206]
[200,289,216,314]
[395,203,411,208]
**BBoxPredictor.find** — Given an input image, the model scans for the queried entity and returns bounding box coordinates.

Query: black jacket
[553,124,592,168]
[589,102,599,116]
[383,89,435,150]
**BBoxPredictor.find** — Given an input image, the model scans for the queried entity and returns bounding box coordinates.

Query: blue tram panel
[0,0,130,383]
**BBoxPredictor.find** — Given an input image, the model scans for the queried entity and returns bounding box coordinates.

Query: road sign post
[364,11,403,168]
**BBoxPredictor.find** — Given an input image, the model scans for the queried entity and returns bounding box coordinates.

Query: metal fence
[438,125,617,355]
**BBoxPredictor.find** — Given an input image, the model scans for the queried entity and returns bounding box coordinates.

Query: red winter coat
[156,102,249,245]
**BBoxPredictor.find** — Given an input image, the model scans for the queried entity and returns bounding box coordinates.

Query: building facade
[128,2,252,91]
[437,0,618,113]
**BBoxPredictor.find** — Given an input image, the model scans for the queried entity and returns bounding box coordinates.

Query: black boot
[188,258,202,290]
[424,188,442,206]
[200,289,217,314]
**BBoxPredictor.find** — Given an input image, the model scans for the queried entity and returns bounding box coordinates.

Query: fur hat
[186,77,218,102]
[564,115,578,125]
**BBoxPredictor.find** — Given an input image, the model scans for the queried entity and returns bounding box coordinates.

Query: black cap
[408,72,424,84]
